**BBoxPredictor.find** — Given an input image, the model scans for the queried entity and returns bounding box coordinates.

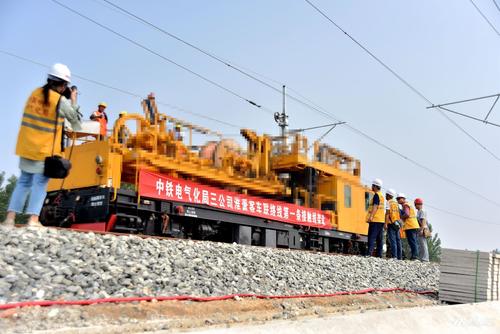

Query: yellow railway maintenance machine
[42,93,370,254]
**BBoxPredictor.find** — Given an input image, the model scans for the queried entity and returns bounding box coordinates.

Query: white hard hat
[386,188,396,197]
[396,193,406,199]
[48,63,71,83]
[372,178,383,187]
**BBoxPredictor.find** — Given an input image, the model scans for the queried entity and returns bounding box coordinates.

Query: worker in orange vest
[385,188,402,260]
[90,102,108,139]
[397,193,420,260]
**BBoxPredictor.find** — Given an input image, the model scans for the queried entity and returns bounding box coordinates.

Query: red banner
[138,170,331,229]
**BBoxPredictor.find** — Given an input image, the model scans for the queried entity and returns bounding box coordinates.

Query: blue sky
[1,0,499,250]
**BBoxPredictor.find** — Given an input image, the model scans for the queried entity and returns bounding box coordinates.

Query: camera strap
[50,95,63,156]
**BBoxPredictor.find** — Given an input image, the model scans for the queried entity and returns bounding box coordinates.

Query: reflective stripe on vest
[22,112,64,128]
[403,202,420,230]
[368,191,386,223]
[15,87,63,161]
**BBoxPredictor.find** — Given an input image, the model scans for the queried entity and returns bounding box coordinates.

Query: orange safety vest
[403,202,420,230]
[386,198,401,224]
[368,191,386,223]
[92,110,107,136]
[15,87,64,161]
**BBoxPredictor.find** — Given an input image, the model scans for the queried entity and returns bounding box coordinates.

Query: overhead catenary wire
[1,53,498,229]
[81,0,500,206]
[317,103,500,183]
[315,107,500,207]
[0,49,244,131]
[494,0,500,12]
[469,0,500,36]
[93,0,349,122]
[425,204,500,227]
[347,134,500,211]
[304,0,431,105]
[50,0,273,116]
[101,0,285,93]
[364,178,500,232]
[436,109,500,161]
[86,0,500,206]
[303,0,500,162]
[360,177,500,227]
[96,0,500,167]
[99,0,328,111]
[17,3,500,210]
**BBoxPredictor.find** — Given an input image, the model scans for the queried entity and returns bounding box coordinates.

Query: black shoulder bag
[43,98,72,179]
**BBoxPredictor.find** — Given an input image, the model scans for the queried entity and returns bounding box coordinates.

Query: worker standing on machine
[174,123,183,141]
[117,111,130,144]
[90,102,108,140]
[415,198,430,262]
[385,189,402,260]
[366,178,385,257]
[397,193,420,260]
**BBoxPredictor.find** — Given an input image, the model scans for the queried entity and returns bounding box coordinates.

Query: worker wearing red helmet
[415,198,430,262]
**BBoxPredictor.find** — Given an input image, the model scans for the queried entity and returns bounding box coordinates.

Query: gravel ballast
[0,226,439,304]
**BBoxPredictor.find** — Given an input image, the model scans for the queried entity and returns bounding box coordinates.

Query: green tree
[427,223,441,262]
[0,172,28,224]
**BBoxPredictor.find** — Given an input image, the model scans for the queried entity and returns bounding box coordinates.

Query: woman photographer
[2,63,82,227]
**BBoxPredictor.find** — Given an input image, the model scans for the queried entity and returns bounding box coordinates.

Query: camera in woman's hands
[62,86,72,99]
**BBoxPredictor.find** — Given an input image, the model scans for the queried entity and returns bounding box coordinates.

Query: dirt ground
[0,292,439,333]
